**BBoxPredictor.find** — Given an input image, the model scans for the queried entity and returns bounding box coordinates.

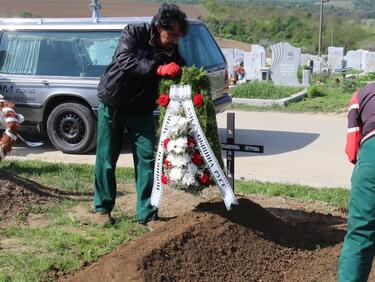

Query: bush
[307,85,326,98]
[342,79,366,94]
[20,11,33,18]
[359,72,375,82]
[230,81,303,99]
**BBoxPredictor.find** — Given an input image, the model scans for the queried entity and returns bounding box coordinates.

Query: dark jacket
[97,23,185,113]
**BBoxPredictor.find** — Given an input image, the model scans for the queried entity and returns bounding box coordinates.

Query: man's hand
[156,62,181,78]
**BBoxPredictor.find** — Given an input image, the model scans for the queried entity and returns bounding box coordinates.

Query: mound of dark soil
[67,198,345,282]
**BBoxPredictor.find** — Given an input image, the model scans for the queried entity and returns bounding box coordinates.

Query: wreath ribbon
[151,85,238,211]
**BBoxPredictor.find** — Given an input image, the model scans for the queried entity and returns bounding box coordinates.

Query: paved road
[9,110,353,189]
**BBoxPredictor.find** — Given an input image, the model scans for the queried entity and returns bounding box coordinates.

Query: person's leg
[339,138,375,282]
[93,103,125,214]
[125,112,157,224]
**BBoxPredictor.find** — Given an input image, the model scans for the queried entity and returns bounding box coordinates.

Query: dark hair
[151,3,189,36]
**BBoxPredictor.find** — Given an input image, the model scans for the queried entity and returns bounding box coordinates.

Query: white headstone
[221,48,235,76]
[302,69,311,86]
[361,50,370,72]
[327,47,344,71]
[251,44,265,52]
[346,50,362,71]
[308,55,324,74]
[363,52,375,73]
[221,48,245,77]
[270,42,301,86]
[243,49,266,81]
[251,44,266,65]
[313,59,323,74]
[300,54,311,66]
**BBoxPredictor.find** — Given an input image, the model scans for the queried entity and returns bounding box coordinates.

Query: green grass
[0,160,135,193]
[0,215,145,281]
[0,160,144,281]
[230,72,375,113]
[231,84,352,113]
[0,160,351,280]
[236,180,350,210]
[230,81,304,100]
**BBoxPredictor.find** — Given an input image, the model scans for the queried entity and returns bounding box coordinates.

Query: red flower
[163,138,170,149]
[192,152,204,166]
[199,173,210,186]
[187,137,196,148]
[164,158,172,168]
[158,93,170,107]
[193,93,204,107]
[161,173,169,185]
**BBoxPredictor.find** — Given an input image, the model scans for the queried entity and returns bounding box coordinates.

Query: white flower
[168,137,187,154]
[169,125,179,136]
[169,167,183,181]
[177,117,188,130]
[182,171,197,186]
[169,154,189,167]
[168,114,189,137]
[166,154,175,165]
[161,105,207,191]
[175,137,187,149]
[187,163,198,175]
[166,140,176,153]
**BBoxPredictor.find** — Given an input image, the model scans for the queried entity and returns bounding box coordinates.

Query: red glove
[156,62,181,78]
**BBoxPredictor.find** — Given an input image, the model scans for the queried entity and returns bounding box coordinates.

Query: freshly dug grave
[68,198,346,282]
[0,169,355,281]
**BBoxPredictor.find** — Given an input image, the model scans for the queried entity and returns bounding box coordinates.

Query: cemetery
[223,42,375,112]
[1,1,375,281]
[1,33,375,282]
[0,62,362,282]
[0,63,356,281]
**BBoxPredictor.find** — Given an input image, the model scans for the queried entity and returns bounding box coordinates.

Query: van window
[178,24,225,68]
[0,24,224,77]
[0,31,119,77]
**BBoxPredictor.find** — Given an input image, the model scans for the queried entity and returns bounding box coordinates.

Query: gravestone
[300,54,311,67]
[221,48,245,77]
[327,47,344,71]
[360,50,369,72]
[312,58,324,74]
[221,48,236,77]
[270,42,301,86]
[251,44,266,66]
[346,50,362,71]
[363,52,375,73]
[244,49,265,81]
[302,69,311,86]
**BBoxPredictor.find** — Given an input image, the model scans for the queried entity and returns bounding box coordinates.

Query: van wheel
[47,103,97,154]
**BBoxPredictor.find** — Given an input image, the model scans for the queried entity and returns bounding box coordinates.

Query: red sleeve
[345,92,361,164]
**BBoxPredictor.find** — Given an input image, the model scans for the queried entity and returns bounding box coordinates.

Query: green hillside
[142,0,374,17]
[200,0,375,54]
[137,0,374,53]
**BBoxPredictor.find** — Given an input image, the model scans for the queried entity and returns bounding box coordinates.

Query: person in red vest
[339,82,375,281]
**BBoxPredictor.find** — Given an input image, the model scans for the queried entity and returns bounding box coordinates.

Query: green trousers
[93,103,157,224]
[339,137,375,282]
